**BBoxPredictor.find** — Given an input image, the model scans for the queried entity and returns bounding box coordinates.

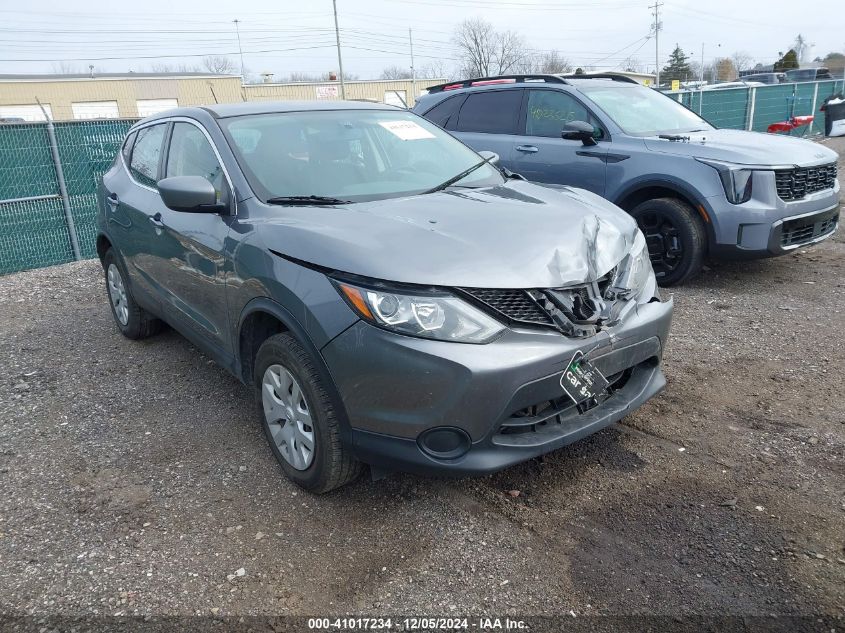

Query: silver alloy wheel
[261,364,315,470]
[107,263,129,326]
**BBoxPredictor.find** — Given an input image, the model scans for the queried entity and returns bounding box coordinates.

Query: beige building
[0,73,444,122]
[0,73,244,121]
[244,78,444,108]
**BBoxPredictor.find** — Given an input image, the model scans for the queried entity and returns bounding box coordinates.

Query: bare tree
[730,51,754,74]
[621,56,643,73]
[202,55,236,74]
[714,57,737,82]
[793,34,812,62]
[287,72,322,82]
[453,18,528,77]
[417,60,453,80]
[380,65,413,80]
[533,50,572,74]
[149,62,201,73]
[51,62,81,74]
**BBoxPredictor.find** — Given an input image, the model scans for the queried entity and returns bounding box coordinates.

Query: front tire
[255,333,362,494]
[102,249,162,339]
[629,197,706,287]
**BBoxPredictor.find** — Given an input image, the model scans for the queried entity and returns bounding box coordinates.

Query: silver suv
[414,74,841,285]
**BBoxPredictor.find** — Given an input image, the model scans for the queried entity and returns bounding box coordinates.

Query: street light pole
[332,0,347,99]
[233,19,245,81]
[409,28,417,105]
[649,1,663,86]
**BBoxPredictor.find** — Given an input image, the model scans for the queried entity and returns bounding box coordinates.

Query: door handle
[149,213,164,228]
[515,145,539,153]
[106,193,119,208]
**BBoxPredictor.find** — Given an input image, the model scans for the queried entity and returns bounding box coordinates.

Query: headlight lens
[697,158,757,204]
[335,280,504,344]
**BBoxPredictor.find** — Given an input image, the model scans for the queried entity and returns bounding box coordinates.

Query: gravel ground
[0,139,843,626]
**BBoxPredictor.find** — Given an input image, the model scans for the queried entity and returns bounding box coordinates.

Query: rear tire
[629,197,706,287]
[102,249,162,339]
[255,333,362,494]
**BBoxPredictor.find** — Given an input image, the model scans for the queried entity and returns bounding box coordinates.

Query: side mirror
[561,121,599,146]
[478,150,500,165]
[158,176,227,213]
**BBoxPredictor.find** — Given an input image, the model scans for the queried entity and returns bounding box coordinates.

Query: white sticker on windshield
[378,120,435,140]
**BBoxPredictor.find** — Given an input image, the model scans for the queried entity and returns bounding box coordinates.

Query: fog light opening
[418,427,471,460]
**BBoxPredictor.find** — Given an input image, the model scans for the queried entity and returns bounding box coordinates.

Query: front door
[145,121,234,358]
[509,88,608,195]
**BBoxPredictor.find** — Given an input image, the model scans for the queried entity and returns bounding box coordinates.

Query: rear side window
[121,131,136,163]
[422,95,465,130]
[129,124,167,189]
[166,122,226,196]
[455,90,522,134]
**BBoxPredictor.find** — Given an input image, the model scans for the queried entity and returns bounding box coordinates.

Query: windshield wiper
[266,195,351,206]
[424,159,489,194]
[658,133,690,141]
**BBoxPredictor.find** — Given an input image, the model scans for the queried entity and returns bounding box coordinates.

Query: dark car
[413,74,840,286]
[741,72,785,84]
[97,101,672,492]
[785,68,834,82]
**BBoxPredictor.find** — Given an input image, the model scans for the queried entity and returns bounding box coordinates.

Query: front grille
[460,274,615,336]
[459,288,553,326]
[775,163,837,201]
[780,212,839,247]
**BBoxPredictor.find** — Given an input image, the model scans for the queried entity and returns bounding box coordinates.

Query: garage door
[136,99,179,118]
[0,104,53,121]
[71,101,120,120]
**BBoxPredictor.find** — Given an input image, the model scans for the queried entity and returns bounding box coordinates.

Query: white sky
[1,0,842,78]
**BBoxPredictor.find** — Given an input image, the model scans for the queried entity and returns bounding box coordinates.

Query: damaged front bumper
[321,295,672,476]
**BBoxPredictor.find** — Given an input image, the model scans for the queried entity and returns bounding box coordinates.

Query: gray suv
[414,74,840,285]
[98,101,671,493]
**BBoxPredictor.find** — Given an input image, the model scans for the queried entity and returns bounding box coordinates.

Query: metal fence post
[746,87,756,131]
[37,99,81,261]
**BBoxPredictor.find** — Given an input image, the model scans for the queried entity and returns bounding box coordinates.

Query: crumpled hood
[255,179,638,289]
[643,128,838,167]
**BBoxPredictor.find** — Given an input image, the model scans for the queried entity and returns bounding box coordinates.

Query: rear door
[449,89,523,166]
[144,120,234,356]
[110,122,170,304]
[509,88,608,194]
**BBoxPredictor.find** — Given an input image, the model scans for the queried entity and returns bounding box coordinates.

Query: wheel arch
[613,179,715,249]
[95,232,113,263]
[236,298,353,441]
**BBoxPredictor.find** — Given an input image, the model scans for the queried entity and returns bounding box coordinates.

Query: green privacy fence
[677,80,845,135]
[0,118,138,274]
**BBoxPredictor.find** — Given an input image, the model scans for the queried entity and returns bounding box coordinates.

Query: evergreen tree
[662,45,693,83]
[774,49,799,71]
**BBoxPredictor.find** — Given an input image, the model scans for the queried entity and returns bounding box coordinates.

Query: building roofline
[0,72,241,83]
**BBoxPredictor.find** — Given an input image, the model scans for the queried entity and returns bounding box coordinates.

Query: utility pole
[649,2,663,86]
[332,0,347,99]
[700,42,705,82]
[233,19,245,81]
[409,28,417,106]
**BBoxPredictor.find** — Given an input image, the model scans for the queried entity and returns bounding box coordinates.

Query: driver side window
[526,90,603,139]
[166,122,226,201]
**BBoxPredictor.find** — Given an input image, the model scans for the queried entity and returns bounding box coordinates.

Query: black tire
[255,333,362,494]
[102,249,162,340]
[629,197,706,287]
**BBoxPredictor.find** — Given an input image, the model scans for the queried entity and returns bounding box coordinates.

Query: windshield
[221,109,504,203]
[578,85,713,137]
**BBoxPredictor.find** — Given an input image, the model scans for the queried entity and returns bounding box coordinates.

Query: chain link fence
[0,119,137,274]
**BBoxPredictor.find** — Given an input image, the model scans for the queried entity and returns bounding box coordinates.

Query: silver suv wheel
[261,364,315,470]
[107,263,129,326]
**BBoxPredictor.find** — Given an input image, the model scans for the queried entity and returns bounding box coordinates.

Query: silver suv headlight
[696,157,765,204]
[335,280,504,344]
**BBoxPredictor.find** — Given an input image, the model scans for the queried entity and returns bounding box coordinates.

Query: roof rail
[425,74,569,93]
[559,73,639,84]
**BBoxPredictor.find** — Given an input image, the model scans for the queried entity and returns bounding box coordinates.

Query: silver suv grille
[774,162,837,201]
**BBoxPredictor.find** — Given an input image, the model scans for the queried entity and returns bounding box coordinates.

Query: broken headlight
[335,280,504,344]
[610,229,654,299]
